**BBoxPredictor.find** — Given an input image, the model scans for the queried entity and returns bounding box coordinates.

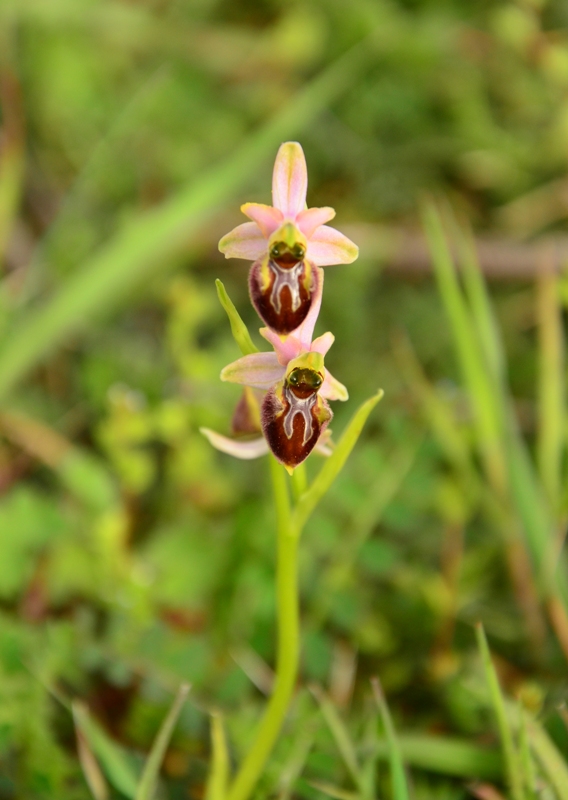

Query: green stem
[290,462,307,502]
[227,457,300,800]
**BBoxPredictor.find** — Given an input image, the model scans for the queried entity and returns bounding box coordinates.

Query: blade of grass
[421,201,506,496]
[457,223,563,596]
[72,701,139,800]
[392,331,477,480]
[206,711,230,800]
[475,623,524,800]
[359,715,379,800]
[291,390,383,536]
[277,712,319,800]
[447,208,505,387]
[453,216,556,563]
[371,678,409,800]
[536,251,565,513]
[0,37,25,267]
[518,706,538,800]
[74,713,110,800]
[307,781,359,800]
[424,203,568,620]
[309,436,418,628]
[310,684,364,794]
[135,683,190,800]
[0,33,377,403]
[526,713,568,800]
[373,734,503,780]
[215,279,259,356]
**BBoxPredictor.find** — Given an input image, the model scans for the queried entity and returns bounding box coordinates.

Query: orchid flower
[218,142,358,335]
[202,350,338,471]
[200,294,347,470]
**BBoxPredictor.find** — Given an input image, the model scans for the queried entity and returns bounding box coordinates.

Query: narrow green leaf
[136,683,190,800]
[206,711,230,800]
[518,706,538,800]
[475,623,524,800]
[72,701,138,799]
[0,136,24,265]
[536,262,565,513]
[527,713,568,800]
[393,332,474,477]
[423,202,568,607]
[0,23,24,266]
[0,35,375,403]
[307,781,359,800]
[373,734,503,780]
[73,704,110,800]
[311,437,418,628]
[448,210,505,386]
[310,685,363,792]
[277,714,318,800]
[292,390,383,536]
[371,678,409,800]
[422,201,506,495]
[215,279,258,356]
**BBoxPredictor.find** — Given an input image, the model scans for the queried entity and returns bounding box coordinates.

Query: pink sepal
[218,222,266,261]
[200,428,268,459]
[220,352,285,389]
[272,142,308,218]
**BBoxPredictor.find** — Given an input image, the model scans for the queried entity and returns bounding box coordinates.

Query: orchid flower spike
[219,142,358,335]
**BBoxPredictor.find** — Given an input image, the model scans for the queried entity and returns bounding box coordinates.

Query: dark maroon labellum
[261,368,332,468]
[249,255,319,335]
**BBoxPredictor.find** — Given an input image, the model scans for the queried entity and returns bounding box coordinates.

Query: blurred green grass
[2,0,568,797]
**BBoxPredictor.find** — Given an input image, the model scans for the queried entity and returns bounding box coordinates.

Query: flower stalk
[227,457,299,800]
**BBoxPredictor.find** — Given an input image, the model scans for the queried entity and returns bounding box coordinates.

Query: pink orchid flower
[218,142,358,335]
[200,298,347,469]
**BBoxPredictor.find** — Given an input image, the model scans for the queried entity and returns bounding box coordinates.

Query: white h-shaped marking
[268,259,304,314]
[283,386,317,445]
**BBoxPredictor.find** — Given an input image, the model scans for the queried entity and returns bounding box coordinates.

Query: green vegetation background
[1,0,568,797]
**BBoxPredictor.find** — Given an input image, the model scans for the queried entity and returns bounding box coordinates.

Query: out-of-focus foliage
[1,0,568,797]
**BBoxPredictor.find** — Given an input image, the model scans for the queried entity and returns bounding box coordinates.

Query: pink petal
[200,428,268,460]
[306,225,359,267]
[260,327,302,365]
[292,266,324,346]
[311,332,334,356]
[221,352,285,389]
[241,203,283,239]
[297,207,336,239]
[272,142,308,218]
[219,222,266,261]
[321,369,348,401]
